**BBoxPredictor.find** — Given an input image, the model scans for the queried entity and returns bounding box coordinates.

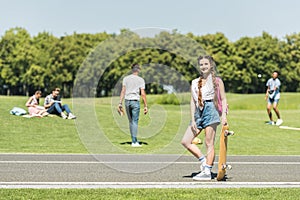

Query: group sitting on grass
[25,88,76,119]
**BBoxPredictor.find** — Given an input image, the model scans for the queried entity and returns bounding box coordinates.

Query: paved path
[0,154,300,188]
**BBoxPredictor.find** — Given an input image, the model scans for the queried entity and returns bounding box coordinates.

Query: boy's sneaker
[61,113,67,119]
[131,142,142,147]
[68,113,76,119]
[266,121,275,125]
[276,119,283,126]
[193,171,211,181]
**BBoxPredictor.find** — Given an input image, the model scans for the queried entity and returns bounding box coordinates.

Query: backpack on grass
[10,107,27,116]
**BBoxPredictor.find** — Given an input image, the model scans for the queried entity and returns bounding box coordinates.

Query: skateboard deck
[217,125,234,181]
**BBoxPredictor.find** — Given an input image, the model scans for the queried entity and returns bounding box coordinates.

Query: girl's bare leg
[204,123,218,166]
[181,126,203,158]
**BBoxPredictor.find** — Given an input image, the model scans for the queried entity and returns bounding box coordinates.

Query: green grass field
[1,93,300,199]
[0,188,300,200]
[1,93,300,155]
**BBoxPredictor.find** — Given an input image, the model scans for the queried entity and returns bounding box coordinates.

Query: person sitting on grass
[44,88,76,119]
[25,90,49,117]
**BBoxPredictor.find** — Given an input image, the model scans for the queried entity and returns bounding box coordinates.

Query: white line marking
[1,182,300,189]
[0,161,299,165]
[0,153,299,157]
[279,126,300,131]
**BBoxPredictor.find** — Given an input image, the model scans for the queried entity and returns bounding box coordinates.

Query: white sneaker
[61,113,67,119]
[193,171,211,181]
[131,142,142,147]
[266,121,275,125]
[276,119,283,126]
[68,113,76,119]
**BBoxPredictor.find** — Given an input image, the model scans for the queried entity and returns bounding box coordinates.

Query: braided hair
[197,55,218,108]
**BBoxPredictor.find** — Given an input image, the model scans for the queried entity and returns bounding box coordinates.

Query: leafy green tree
[282,33,300,92]
[26,32,60,95]
[52,32,111,97]
[23,64,46,90]
[0,27,32,95]
[1,27,300,96]
[235,32,286,93]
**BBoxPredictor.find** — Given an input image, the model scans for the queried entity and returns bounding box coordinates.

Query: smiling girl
[181,55,227,180]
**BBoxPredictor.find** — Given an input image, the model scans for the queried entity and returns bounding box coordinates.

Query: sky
[1,0,300,41]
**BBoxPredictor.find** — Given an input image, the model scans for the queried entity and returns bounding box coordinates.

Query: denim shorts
[268,97,280,104]
[194,101,220,129]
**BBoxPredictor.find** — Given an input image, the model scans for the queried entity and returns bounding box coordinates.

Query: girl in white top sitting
[181,55,227,181]
[25,90,48,117]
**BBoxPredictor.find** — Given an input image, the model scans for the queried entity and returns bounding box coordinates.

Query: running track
[0,154,299,188]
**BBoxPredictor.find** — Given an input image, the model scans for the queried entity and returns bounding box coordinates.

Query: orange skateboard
[216,125,234,181]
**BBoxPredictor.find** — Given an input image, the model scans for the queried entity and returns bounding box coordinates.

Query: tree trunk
[63,83,68,98]
[69,85,73,98]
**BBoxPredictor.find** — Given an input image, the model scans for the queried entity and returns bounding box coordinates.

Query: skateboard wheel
[227,165,232,170]
[224,130,228,135]
[225,131,234,136]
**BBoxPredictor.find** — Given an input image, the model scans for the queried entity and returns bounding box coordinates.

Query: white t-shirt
[266,78,281,99]
[123,74,145,100]
[191,74,215,107]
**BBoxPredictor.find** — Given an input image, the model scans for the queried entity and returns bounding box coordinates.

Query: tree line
[1,27,300,97]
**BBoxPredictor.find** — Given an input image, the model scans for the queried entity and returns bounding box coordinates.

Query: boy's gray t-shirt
[123,74,145,101]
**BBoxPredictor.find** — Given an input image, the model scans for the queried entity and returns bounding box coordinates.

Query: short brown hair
[132,64,141,72]
[53,87,60,92]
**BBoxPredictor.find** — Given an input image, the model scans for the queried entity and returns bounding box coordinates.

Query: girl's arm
[25,97,34,107]
[190,86,199,133]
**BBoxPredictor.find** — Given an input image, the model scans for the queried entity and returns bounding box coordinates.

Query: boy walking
[119,64,148,147]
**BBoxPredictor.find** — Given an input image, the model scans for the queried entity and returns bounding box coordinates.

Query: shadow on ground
[120,141,149,145]
[182,171,228,181]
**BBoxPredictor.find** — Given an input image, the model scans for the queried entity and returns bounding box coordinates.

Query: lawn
[0,93,299,155]
[0,188,300,200]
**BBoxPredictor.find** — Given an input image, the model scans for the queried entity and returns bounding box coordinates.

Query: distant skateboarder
[265,71,283,126]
